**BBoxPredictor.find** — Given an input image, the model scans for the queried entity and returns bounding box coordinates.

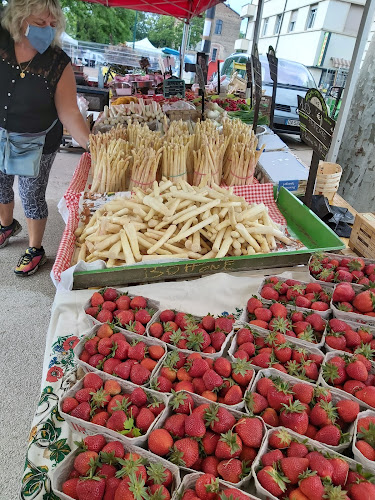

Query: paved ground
[1,135,311,498]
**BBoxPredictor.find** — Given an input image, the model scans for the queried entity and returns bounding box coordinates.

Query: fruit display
[146,391,265,484]
[75,324,166,385]
[60,372,167,444]
[229,325,324,382]
[253,427,375,500]
[325,317,375,356]
[258,276,332,316]
[147,310,235,355]
[332,282,375,318]
[246,368,359,449]
[246,297,327,346]
[84,288,159,331]
[309,252,375,285]
[53,433,179,500]
[150,350,254,407]
[353,410,375,465]
[320,351,375,408]
[175,472,261,500]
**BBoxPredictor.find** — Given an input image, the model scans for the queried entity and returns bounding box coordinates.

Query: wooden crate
[349,212,375,258]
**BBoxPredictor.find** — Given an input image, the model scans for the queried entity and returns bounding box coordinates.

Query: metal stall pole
[180,21,190,79]
[252,0,265,56]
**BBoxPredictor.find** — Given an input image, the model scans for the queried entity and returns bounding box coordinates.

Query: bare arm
[55,63,90,149]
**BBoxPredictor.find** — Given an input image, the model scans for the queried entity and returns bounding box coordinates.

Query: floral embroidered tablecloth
[20,269,310,499]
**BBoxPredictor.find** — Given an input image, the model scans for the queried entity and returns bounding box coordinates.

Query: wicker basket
[314,161,342,201]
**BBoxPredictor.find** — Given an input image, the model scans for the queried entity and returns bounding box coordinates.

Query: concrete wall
[210,3,241,60]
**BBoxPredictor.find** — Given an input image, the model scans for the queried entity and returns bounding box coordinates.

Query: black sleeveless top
[0,25,71,153]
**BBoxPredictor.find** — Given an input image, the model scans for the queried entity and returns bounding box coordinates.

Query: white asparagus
[125,223,142,261]
[169,214,219,243]
[120,229,135,264]
[147,224,177,255]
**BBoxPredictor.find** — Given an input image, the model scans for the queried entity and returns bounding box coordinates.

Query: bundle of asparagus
[223,118,264,186]
[90,126,131,193]
[128,147,163,191]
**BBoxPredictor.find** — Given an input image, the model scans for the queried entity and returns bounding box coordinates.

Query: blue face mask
[25,24,56,54]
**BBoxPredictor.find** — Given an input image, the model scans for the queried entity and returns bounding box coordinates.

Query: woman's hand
[55,63,90,149]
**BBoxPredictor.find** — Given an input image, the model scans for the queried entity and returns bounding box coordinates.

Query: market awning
[78,0,223,20]
[331,57,351,69]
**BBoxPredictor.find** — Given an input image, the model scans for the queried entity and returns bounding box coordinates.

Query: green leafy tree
[60,0,135,44]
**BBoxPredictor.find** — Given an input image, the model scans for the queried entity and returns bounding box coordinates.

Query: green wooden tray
[72,187,345,289]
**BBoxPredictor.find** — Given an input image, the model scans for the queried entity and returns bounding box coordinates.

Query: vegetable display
[73,181,296,267]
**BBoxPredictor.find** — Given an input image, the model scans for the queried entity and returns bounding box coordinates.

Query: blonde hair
[1,0,65,46]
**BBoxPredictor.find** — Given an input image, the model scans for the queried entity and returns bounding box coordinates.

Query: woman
[0,0,90,276]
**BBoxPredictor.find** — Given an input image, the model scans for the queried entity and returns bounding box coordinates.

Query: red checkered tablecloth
[52,155,286,282]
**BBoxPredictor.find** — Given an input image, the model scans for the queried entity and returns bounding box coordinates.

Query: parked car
[220,53,316,134]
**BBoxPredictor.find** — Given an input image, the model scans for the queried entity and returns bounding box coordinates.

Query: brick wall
[210,3,241,61]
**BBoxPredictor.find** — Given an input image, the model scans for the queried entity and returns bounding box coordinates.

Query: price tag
[163,77,186,98]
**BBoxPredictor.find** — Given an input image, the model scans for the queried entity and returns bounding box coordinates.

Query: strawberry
[247,297,263,313]
[256,377,274,397]
[202,369,223,391]
[187,358,209,378]
[346,358,368,381]
[97,309,113,323]
[263,408,279,427]
[310,400,337,427]
[261,287,279,300]
[280,457,309,484]
[287,441,308,458]
[261,449,284,466]
[169,437,199,467]
[210,331,226,352]
[130,364,151,385]
[220,488,249,500]
[308,451,334,478]
[91,411,109,426]
[101,440,125,458]
[293,383,314,404]
[295,296,312,308]
[270,302,288,318]
[62,478,79,499]
[76,477,105,500]
[245,392,268,414]
[103,477,121,500]
[268,428,292,448]
[236,416,263,448]
[350,482,375,499]
[130,296,147,310]
[329,457,349,487]
[170,391,194,414]
[74,451,98,475]
[217,458,243,483]
[149,323,163,338]
[91,292,104,307]
[333,283,356,303]
[62,397,79,414]
[336,399,359,423]
[231,359,253,386]
[215,316,233,334]
[257,466,288,497]
[185,413,206,438]
[267,380,294,411]
[315,425,341,446]
[356,440,375,460]
[213,357,232,378]
[299,472,324,499]
[134,309,151,325]
[353,290,375,313]
[224,385,243,405]
[202,314,216,332]
[164,413,187,438]
[279,401,309,434]
[82,435,106,453]
[116,310,135,326]
[205,404,236,433]
[103,358,121,374]
[215,430,242,459]
[195,474,219,500]
[148,429,173,456]
[236,328,254,344]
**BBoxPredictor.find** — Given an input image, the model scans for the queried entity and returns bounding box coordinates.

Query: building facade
[237,0,365,89]
[199,3,242,63]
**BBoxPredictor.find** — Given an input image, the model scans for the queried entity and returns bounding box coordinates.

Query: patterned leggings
[0,152,56,219]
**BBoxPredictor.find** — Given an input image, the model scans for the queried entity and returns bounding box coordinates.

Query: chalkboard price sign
[163,77,186,98]
[297,95,335,160]
[267,46,278,129]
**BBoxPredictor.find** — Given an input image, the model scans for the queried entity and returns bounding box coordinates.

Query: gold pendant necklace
[19,57,35,78]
